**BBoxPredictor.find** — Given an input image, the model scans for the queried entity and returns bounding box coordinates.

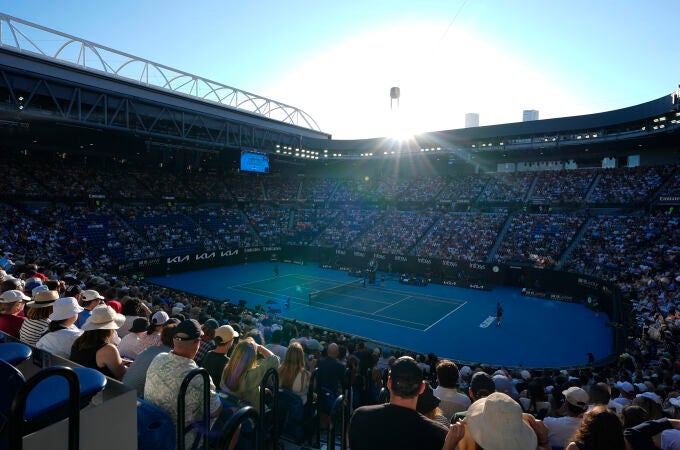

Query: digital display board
[240,151,269,173]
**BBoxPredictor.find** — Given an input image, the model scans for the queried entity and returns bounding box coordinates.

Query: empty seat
[0,360,107,450]
[0,342,32,365]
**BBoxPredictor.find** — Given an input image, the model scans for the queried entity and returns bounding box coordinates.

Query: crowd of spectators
[479,172,535,202]
[588,166,674,204]
[415,212,507,261]
[438,175,489,203]
[318,207,382,249]
[530,170,595,203]
[494,213,586,268]
[353,208,439,255]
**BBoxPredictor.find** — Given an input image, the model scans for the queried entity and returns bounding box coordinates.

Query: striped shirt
[20,319,50,346]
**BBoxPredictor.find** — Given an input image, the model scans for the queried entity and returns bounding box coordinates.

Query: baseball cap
[63,284,83,297]
[214,325,238,344]
[151,310,170,325]
[203,318,220,329]
[81,289,104,302]
[174,319,203,341]
[563,386,589,410]
[390,356,423,395]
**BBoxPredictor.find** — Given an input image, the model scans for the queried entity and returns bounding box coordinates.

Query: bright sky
[2,1,679,139]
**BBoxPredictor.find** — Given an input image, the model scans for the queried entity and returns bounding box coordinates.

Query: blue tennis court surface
[148,262,612,368]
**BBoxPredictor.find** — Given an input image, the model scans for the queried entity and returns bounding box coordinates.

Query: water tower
[390,87,400,109]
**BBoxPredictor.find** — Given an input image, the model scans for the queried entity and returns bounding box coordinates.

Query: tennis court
[233,274,465,331]
[148,262,612,368]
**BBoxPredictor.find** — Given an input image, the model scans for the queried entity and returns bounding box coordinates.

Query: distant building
[465,113,479,128]
[523,110,539,122]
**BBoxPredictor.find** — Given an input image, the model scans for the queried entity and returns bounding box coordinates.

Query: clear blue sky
[2,1,679,138]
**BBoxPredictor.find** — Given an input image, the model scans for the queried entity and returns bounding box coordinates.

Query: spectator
[118,317,149,359]
[566,405,625,450]
[349,356,448,450]
[452,370,496,422]
[0,289,29,338]
[544,386,589,448]
[315,343,346,417]
[70,304,128,380]
[75,289,105,328]
[20,289,58,346]
[201,324,238,389]
[122,322,177,397]
[520,379,551,417]
[220,336,279,414]
[35,297,83,359]
[140,310,169,349]
[278,342,311,405]
[433,359,471,419]
[417,381,450,427]
[144,319,224,449]
[588,382,611,408]
[195,319,218,365]
[265,329,288,360]
[118,297,148,338]
[444,392,542,450]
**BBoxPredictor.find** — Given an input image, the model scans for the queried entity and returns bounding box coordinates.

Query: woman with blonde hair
[220,337,279,413]
[278,342,311,404]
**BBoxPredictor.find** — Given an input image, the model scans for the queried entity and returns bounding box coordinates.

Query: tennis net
[309,278,364,305]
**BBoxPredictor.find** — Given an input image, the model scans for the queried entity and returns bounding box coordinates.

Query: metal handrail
[258,367,279,449]
[218,406,261,450]
[327,394,346,450]
[177,368,211,450]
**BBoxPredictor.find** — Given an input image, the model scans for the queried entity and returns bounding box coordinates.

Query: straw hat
[466,392,537,450]
[26,290,59,308]
[81,304,125,331]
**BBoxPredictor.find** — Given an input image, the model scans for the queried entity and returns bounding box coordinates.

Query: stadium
[1,10,679,450]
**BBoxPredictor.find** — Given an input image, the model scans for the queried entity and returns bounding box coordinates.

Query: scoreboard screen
[240,151,269,173]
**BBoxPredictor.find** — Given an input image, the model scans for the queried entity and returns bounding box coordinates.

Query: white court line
[314,301,429,328]
[372,295,412,314]
[423,301,468,332]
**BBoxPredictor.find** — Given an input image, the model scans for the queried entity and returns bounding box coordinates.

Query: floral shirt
[144,351,221,448]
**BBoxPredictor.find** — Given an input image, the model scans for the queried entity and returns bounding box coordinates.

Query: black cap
[390,356,423,396]
[64,284,83,297]
[470,371,496,398]
[174,318,203,341]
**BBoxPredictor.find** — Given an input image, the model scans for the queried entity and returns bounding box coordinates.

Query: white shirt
[543,415,583,448]
[433,386,471,419]
[118,332,147,359]
[36,326,83,359]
